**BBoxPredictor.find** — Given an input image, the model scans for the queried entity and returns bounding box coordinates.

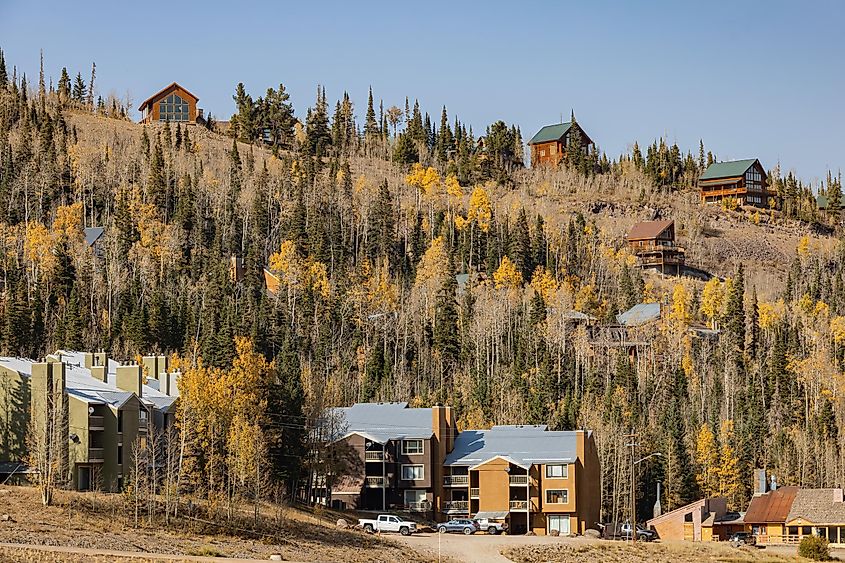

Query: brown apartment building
[322,403,600,536]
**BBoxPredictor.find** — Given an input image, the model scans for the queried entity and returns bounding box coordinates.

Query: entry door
[78,466,91,491]
[548,514,570,535]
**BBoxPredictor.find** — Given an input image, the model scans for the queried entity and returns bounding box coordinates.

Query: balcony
[365,451,384,462]
[88,415,105,430]
[88,448,105,462]
[443,475,469,486]
[138,419,148,433]
[509,500,528,511]
[444,500,469,513]
[470,488,480,499]
[365,476,386,487]
[509,475,529,486]
[407,501,429,512]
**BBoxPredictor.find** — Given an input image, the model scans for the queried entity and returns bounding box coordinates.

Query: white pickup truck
[358,514,418,536]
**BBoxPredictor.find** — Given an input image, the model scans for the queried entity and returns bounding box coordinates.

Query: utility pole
[626,431,638,543]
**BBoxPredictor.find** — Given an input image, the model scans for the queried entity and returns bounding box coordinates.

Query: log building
[528,121,593,167]
[139,82,201,125]
[699,159,772,208]
[627,220,685,275]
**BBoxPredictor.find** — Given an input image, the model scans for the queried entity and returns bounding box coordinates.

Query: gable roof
[699,159,761,181]
[138,82,199,111]
[84,227,104,247]
[528,122,572,145]
[787,489,845,525]
[444,425,580,467]
[616,302,661,326]
[628,220,674,242]
[333,402,434,444]
[744,486,799,524]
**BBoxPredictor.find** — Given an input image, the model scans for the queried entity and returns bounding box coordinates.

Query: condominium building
[0,351,179,492]
[322,402,600,536]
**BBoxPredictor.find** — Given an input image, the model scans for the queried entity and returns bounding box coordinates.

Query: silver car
[437,518,479,535]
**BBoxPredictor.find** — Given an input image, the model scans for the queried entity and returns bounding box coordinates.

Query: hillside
[2,60,845,534]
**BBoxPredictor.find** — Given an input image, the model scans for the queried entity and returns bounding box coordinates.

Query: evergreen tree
[0,48,6,87]
[509,207,532,279]
[305,86,331,156]
[366,179,395,265]
[72,72,86,103]
[364,86,379,142]
[434,252,460,365]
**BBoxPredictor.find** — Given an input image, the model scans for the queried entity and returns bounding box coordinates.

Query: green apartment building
[0,351,179,491]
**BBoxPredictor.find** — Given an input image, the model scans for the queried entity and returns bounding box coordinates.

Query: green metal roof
[528,122,572,145]
[817,193,845,209]
[699,159,759,181]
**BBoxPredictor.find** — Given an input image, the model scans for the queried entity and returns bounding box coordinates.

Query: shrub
[798,534,831,560]
[187,545,224,557]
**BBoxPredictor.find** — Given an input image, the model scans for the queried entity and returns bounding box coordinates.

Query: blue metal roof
[616,302,661,326]
[444,425,580,468]
[334,402,435,444]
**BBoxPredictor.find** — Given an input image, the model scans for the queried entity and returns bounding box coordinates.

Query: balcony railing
[509,475,529,485]
[365,476,385,487]
[88,415,105,429]
[443,475,469,486]
[509,500,528,510]
[88,447,105,462]
[138,419,148,433]
[407,501,429,512]
[364,451,384,462]
[470,488,480,499]
[444,500,469,512]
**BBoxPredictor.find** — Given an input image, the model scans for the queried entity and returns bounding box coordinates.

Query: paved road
[393,532,590,563]
[0,542,282,562]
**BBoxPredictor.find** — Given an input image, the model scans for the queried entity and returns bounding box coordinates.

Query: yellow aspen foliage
[269,240,303,290]
[465,186,492,232]
[406,163,441,195]
[52,202,84,242]
[445,174,463,201]
[797,235,811,258]
[694,423,719,497]
[814,300,830,320]
[414,236,449,288]
[797,293,814,317]
[668,283,691,327]
[530,266,558,302]
[641,281,658,303]
[24,222,58,274]
[574,284,598,313]
[758,299,786,331]
[700,278,724,326]
[493,256,523,289]
[717,420,742,507]
[226,415,264,489]
[681,335,694,378]
[354,174,371,196]
[307,260,331,299]
[831,316,845,344]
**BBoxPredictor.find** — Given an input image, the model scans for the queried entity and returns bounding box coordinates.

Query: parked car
[358,514,417,536]
[602,522,654,541]
[437,518,480,535]
[475,517,508,535]
[729,531,756,547]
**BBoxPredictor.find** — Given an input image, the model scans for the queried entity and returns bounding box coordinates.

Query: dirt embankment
[0,487,435,563]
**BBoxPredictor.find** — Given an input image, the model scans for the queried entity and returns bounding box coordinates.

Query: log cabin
[528,121,593,167]
[138,82,201,125]
[699,159,773,208]
[627,219,685,275]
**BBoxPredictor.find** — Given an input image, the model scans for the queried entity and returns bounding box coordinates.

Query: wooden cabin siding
[140,84,198,125]
[699,161,772,208]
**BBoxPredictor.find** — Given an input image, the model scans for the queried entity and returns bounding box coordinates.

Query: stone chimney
[83,352,94,369]
[141,355,168,384]
[116,364,143,397]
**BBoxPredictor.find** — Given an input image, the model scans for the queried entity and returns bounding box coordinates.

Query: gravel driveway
[393,532,595,563]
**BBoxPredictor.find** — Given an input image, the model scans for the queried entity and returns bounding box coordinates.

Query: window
[548,514,570,535]
[158,93,190,122]
[546,489,568,504]
[401,464,424,480]
[546,464,568,479]
[117,411,123,433]
[540,149,546,157]
[405,489,426,508]
[117,444,123,464]
[402,439,424,455]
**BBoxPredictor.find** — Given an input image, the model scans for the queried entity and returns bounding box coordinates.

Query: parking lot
[393,531,590,563]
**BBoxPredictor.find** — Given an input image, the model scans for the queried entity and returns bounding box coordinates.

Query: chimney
[834,488,843,503]
[90,365,107,383]
[30,361,67,436]
[116,364,143,397]
[198,108,204,119]
[83,352,94,369]
[93,351,108,367]
[141,355,169,384]
[753,469,767,495]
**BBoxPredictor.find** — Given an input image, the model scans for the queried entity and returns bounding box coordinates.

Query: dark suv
[729,532,756,547]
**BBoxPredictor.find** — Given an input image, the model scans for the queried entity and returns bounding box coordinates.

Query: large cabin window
[158,93,190,122]
[745,168,762,191]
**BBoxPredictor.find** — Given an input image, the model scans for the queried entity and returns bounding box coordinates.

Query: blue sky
[1,0,842,182]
